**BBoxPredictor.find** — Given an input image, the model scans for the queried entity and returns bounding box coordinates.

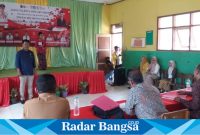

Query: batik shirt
[125,83,167,119]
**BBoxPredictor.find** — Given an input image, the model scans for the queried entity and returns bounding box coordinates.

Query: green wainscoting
[123,51,200,74]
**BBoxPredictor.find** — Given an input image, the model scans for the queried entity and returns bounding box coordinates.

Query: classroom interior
[0,0,200,119]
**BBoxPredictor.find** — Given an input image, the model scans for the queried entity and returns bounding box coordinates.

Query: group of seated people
[140,56,177,92]
[104,54,177,91]
[103,53,200,119]
[21,63,200,119]
[125,63,200,119]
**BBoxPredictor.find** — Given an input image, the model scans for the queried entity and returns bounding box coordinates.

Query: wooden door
[96,34,111,70]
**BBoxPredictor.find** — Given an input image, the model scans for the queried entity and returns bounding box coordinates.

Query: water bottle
[73,97,80,116]
[185,79,191,91]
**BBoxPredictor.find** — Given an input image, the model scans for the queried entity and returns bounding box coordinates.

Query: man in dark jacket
[15,40,36,104]
[175,64,200,118]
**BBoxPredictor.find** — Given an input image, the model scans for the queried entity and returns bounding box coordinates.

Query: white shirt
[46,37,53,42]
[0,15,7,23]
[150,63,160,77]
[23,35,30,40]
[6,34,13,40]
[60,36,66,42]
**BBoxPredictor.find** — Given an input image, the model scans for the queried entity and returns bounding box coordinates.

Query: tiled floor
[0,84,129,119]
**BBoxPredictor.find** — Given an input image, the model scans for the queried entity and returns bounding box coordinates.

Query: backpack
[92,105,124,119]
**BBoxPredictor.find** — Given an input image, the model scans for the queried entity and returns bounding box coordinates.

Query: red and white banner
[0,2,71,47]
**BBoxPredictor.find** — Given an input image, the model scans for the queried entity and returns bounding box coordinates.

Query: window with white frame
[158,11,200,51]
[111,24,122,51]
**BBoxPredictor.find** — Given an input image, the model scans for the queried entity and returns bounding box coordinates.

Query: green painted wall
[123,51,200,74]
[109,0,200,75]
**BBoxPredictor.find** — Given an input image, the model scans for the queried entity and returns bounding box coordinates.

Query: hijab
[168,60,175,78]
[150,56,158,73]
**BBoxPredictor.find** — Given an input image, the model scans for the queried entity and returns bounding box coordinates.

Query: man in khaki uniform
[24,74,70,119]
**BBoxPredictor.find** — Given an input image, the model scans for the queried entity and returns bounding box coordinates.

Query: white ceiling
[78,0,123,4]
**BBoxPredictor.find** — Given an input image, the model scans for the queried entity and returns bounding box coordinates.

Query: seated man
[24,74,70,119]
[124,70,167,119]
[175,64,200,118]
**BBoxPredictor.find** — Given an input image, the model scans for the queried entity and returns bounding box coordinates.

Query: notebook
[161,94,187,100]
[91,95,119,111]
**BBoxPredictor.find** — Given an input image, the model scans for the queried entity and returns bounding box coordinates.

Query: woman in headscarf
[140,56,149,77]
[147,56,160,79]
[159,60,177,92]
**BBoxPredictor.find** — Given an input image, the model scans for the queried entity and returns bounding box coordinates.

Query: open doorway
[111,23,123,54]
[96,23,123,70]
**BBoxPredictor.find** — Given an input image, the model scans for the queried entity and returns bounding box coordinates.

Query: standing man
[6,32,13,41]
[22,32,30,41]
[0,4,7,23]
[35,32,47,70]
[0,31,4,40]
[57,11,67,27]
[112,46,122,68]
[15,40,36,104]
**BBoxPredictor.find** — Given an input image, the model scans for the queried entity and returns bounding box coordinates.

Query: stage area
[0,67,94,78]
[0,68,106,107]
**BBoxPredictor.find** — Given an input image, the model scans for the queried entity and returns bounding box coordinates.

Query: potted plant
[56,84,68,98]
[10,88,18,104]
[79,81,88,94]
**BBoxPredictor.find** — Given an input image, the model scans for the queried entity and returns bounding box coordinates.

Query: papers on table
[91,95,119,111]
[177,88,192,92]
[161,88,192,101]
[161,94,187,100]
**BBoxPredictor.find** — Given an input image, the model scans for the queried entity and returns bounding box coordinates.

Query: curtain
[0,47,16,70]
[48,0,102,69]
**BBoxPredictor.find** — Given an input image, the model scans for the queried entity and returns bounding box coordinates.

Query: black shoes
[20,100,25,104]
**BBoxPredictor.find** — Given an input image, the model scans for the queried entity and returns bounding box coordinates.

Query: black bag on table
[92,105,124,119]
[113,67,126,85]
